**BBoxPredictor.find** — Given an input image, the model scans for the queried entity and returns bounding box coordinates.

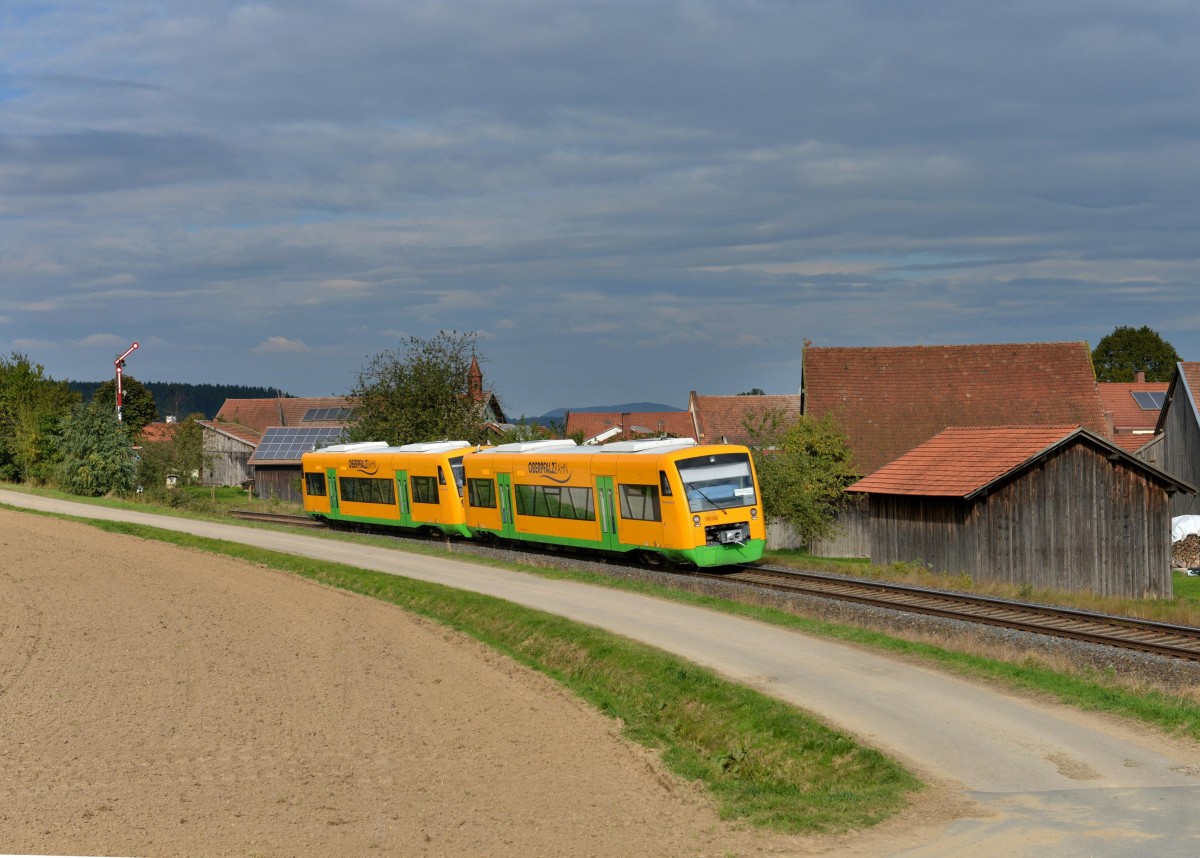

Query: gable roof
[565,411,697,441]
[198,419,262,447]
[847,425,1194,499]
[1156,362,1200,434]
[214,397,353,434]
[802,342,1109,475]
[688,393,802,445]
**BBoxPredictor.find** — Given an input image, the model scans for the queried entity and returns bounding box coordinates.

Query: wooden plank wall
[869,443,1173,598]
[1160,391,1200,515]
[201,429,254,487]
[254,466,302,503]
[809,497,871,558]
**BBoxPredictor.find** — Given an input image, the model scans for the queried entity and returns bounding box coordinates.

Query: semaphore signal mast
[115,342,139,422]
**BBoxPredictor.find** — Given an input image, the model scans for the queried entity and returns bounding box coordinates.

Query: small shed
[847,426,1195,599]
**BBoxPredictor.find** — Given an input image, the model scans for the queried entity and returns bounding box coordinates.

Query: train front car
[462,438,765,568]
[655,443,765,567]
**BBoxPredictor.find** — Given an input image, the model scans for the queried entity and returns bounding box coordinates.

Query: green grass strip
[78,518,921,834]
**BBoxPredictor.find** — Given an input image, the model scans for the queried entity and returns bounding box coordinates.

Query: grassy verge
[77,517,919,833]
[767,548,1200,622]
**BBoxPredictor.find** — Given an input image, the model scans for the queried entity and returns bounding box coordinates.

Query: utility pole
[115,342,139,422]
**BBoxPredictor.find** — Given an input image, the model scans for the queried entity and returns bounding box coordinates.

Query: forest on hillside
[67,380,291,421]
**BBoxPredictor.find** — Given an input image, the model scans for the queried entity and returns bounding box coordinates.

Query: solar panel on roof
[302,407,352,422]
[249,426,346,462]
[1131,391,1167,410]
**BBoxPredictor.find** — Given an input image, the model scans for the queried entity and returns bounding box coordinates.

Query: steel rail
[703,566,1200,662]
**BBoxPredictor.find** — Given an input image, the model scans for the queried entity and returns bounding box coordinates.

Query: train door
[595,476,618,550]
[497,473,516,538]
[326,468,340,517]
[395,470,411,526]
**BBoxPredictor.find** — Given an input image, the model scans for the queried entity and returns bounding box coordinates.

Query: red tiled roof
[847,426,1084,497]
[802,342,1109,474]
[565,411,697,441]
[689,394,802,445]
[139,421,179,443]
[1098,381,1169,432]
[1183,363,1200,416]
[214,397,353,433]
[1109,432,1157,453]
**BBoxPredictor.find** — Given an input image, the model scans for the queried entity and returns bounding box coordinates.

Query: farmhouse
[1098,371,1168,453]
[847,426,1195,599]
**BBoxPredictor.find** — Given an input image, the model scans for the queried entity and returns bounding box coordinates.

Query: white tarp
[1171,515,1200,543]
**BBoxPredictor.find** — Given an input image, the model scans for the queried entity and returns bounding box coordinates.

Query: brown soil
[0,508,953,857]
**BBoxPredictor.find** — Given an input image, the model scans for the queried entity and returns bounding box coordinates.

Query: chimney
[1134,371,1146,383]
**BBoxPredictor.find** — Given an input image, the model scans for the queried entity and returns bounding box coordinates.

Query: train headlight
[750,508,758,520]
[692,515,701,527]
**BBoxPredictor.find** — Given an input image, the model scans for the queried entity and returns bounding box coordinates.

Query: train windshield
[675,452,757,512]
[449,456,466,496]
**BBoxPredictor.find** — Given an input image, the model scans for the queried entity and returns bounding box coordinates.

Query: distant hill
[67,381,291,421]
[529,402,683,427]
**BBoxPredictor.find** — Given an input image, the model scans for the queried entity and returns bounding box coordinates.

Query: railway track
[705,565,1200,662]
[224,511,1200,662]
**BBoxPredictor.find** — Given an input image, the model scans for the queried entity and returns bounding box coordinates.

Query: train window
[339,476,396,505]
[304,472,327,497]
[468,478,496,509]
[675,453,757,512]
[658,470,673,496]
[410,475,439,504]
[514,484,596,521]
[619,484,661,522]
[450,456,466,495]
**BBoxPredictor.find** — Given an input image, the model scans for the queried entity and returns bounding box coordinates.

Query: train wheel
[638,549,665,567]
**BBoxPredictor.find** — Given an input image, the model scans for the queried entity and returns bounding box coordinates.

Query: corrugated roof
[802,342,1109,474]
[689,394,801,445]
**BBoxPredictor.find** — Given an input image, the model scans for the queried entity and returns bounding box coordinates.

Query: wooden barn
[1154,362,1200,516]
[847,426,1195,599]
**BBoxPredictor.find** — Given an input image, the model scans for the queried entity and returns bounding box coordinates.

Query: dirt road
[3,491,1200,856]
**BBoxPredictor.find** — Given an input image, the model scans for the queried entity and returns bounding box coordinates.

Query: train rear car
[463,438,765,567]
[302,440,477,536]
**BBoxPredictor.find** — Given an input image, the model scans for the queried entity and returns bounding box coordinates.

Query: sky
[3,1,1200,419]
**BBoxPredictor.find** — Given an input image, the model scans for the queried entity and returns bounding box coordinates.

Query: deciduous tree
[745,410,858,544]
[0,352,80,483]
[1092,326,1181,382]
[91,376,160,434]
[348,331,492,445]
[56,402,137,497]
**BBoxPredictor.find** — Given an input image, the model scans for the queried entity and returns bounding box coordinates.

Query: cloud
[253,336,310,354]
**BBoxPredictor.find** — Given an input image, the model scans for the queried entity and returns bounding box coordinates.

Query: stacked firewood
[1173,534,1200,569]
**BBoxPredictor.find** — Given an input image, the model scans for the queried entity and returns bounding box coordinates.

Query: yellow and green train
[301,437,765,567]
